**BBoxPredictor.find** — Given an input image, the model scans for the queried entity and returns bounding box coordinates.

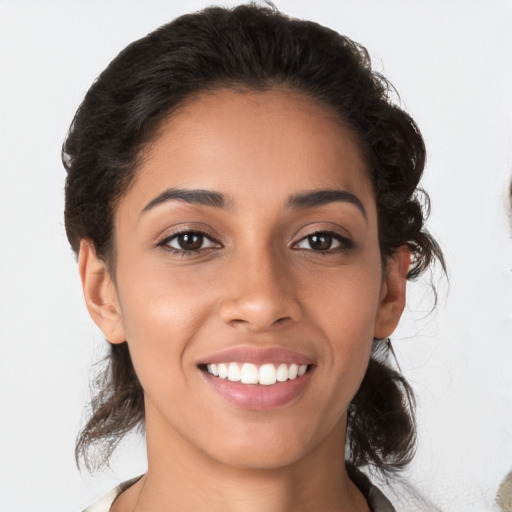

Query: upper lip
[197,346,314,366]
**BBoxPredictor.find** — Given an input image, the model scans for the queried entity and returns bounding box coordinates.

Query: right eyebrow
[140,188,232,216]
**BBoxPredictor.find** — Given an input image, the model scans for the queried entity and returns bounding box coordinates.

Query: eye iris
[178,233,203,250]
[309,233,332,250]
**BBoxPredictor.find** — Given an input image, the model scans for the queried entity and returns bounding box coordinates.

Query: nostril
[273,316,293,326]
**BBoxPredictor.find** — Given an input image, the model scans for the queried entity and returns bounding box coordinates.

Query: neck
[116,403,370,512]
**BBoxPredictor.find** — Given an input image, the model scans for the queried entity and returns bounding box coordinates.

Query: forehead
[125,88,374,213]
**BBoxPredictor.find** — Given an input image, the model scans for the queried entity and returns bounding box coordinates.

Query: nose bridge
[219,239,301,330]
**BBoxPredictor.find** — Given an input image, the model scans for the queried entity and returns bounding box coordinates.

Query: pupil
[309,234,332,250]
[178,233,203,250]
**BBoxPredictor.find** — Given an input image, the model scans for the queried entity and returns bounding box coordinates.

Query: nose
[219,248,302,332]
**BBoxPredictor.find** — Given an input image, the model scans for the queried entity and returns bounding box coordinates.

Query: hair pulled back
[64,4,444,472]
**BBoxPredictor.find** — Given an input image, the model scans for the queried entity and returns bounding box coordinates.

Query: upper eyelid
[156,227,221,246]
[155,224,353,249]
[157,231,222,257]
[292,227,352,244]
[291,229,355,251]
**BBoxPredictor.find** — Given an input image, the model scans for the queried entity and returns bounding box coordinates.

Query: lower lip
[201,369,313,410]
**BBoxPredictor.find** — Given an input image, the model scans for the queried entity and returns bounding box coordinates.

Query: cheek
[113,256,215,390]
[306,256,383,337]
[303,257,382,390]
[284,264,380,447]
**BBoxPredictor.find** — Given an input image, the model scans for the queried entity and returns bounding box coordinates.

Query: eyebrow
[286,189,367,219]
[141,188,231,214]
[140,187,366,220]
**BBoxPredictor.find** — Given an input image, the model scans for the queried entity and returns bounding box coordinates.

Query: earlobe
[78,240,126,344]
[374,246,411,339]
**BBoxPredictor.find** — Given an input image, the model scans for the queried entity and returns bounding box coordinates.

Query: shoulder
[349,468,442,512]
[348,466,396,512]
[81,476,143,512]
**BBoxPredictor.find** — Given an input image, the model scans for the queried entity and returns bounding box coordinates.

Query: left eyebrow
[286,189,367,220]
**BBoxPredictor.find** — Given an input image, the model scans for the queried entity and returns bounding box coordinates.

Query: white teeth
[276,363,288,382]
[218,363,228,379]
[227,362,241,382]
[240,363,259,384]
[259,364,277,386]
[205,362,309,385]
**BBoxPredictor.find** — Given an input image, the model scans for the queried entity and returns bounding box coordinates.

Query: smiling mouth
[200,362,311,386]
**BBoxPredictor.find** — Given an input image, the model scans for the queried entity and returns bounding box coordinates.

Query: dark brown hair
[64,4,445,473]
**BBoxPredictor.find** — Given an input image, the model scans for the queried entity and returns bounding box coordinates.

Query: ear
[374,246,411,339]
[78,239,126,344]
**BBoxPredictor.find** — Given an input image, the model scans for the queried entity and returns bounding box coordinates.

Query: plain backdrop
[0,1,511,511]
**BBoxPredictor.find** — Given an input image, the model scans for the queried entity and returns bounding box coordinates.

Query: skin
[79,88,410,512]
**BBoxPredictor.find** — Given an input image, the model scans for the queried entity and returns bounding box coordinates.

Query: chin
[207,441,309,471]
[198,416,345,472]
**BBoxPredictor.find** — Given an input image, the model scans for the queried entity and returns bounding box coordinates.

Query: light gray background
[0,1,511,511]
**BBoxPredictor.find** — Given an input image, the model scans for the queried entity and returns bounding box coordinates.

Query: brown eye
[176,233,204,250]
[163,231,218,252]
[294,231,352,252]
[307,233,333,251]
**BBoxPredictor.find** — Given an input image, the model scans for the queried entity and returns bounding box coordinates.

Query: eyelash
[157,229,354,257]
[292,231,354,253]
[157,229,221,257]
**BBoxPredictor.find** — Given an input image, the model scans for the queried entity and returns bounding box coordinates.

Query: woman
[63,5,444,511]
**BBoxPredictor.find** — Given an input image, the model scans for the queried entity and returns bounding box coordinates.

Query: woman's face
[82,88,408,470]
